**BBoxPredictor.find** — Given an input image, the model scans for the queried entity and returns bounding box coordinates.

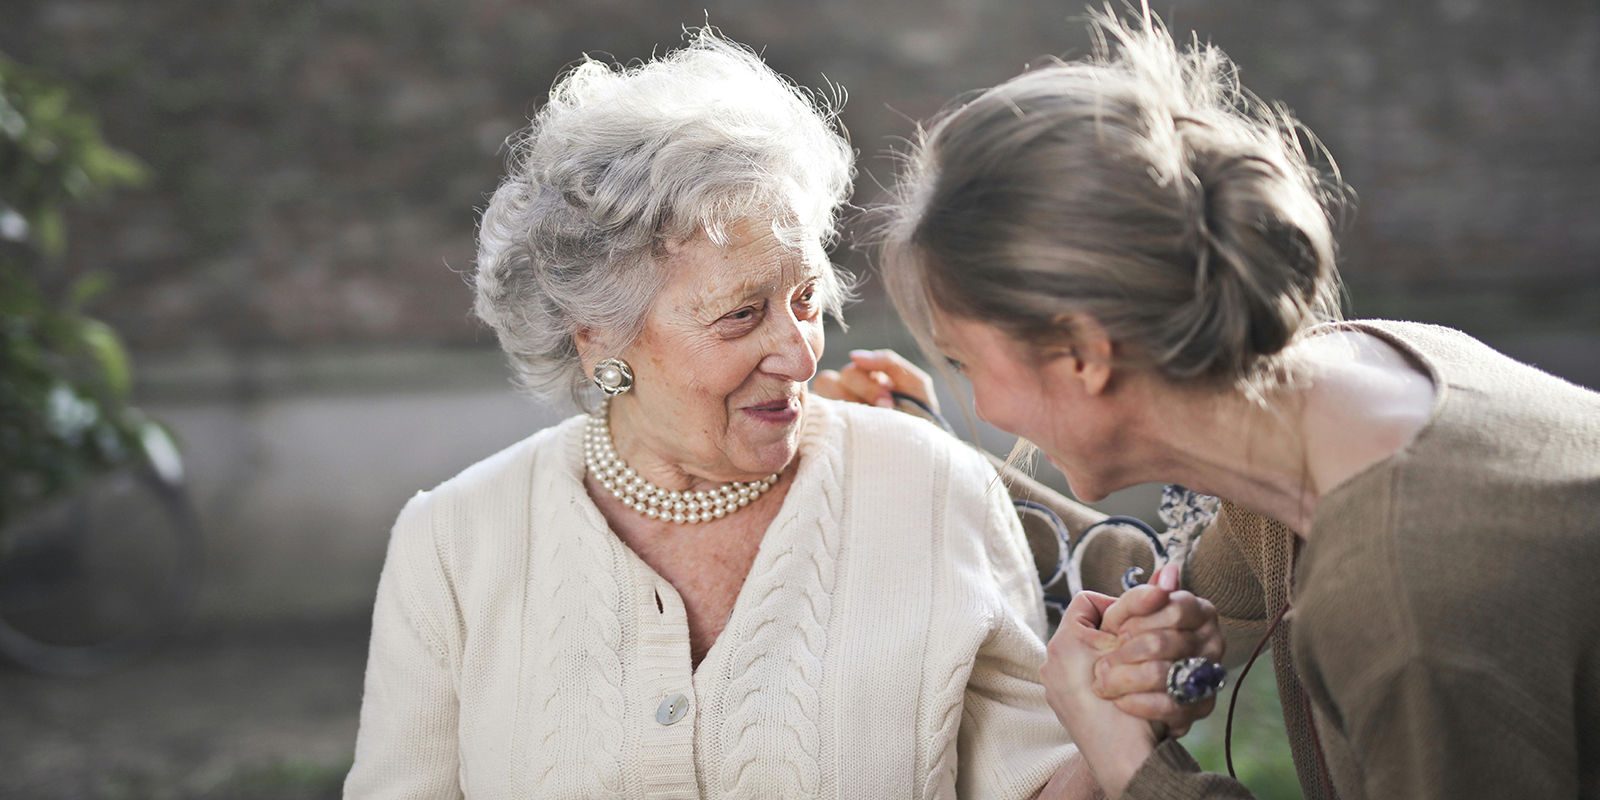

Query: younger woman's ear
[1053,313,1114,396]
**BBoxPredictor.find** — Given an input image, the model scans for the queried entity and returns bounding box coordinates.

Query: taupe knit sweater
[1125,320,1600,800]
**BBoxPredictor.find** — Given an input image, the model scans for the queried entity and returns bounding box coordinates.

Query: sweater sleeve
[957,477,1078,798]
[344,492,465,800]
[1121,739,1257,800]
[983,467,1050,641]
[1185,514,1271,669]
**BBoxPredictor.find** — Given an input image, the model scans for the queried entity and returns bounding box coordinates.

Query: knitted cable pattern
[521,511,628,798]
[717,437,845,799]
[919,653,972,799]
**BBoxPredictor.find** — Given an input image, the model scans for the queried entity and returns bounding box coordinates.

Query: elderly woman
[343,31,1101,799]
[860,11,1600,800]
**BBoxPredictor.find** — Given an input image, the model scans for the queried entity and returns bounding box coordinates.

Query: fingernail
[875,397,895,408]
[850,349,872,359]
[1159,565,1180,591]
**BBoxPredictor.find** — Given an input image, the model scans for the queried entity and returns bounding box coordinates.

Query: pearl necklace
[583,402,779,524]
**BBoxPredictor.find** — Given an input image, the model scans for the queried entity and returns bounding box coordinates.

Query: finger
[1048,599,1116,658]
[1072,624,1118,654]
[836,363,895,408]
[1140,621,1224,664]
[1117,591,1217,637]
[1079,590,1121,620]
[1102,628,1212,667]
[1112,692,1216,733]
[1058,591,1115,635]
[811,370,856,403]
[1044,593,1119,679]
[1155,563,1180,591]
[1092,657,1171,700]
[815,370,877,406]
[849,349,938,411]
[1099,583,1171,635]
[1204,621,1225,662]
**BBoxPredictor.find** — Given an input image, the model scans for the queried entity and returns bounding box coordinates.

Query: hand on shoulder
[814,348,939,413]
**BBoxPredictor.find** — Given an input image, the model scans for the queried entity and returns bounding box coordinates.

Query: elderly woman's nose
[760,313,820,381]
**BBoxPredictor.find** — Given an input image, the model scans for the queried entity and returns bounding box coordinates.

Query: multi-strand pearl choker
[583,402,779,524]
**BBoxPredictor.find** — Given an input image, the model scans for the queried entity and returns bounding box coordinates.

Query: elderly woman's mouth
[741,396,801,424]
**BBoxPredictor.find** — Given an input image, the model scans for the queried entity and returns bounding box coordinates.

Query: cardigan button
[656,693,689,725]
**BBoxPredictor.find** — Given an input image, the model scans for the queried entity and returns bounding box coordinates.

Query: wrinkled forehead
[662,219,826,310]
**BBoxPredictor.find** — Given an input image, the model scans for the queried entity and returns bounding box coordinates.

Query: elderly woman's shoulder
[390,414,585,538]
[813,396,997,485]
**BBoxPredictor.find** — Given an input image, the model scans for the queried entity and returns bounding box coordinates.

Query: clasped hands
[815,350,1226,799]
[1043,564,1223,798]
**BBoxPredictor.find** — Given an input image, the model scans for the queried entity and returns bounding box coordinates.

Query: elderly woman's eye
[945,357,965,373]
[722,304,763,325]
[792,286,819,315]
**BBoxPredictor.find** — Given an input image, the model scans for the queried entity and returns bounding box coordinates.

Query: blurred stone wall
[4,0,1596,350]
[2,0,1596,622]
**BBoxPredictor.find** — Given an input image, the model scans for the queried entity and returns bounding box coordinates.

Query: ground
[0,620,366,800]
[0,616,1298,800]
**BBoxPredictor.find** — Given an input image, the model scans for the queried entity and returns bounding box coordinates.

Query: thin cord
[1225,598,1336,799]
[1225,599,1292,778]
[889,390,953,433]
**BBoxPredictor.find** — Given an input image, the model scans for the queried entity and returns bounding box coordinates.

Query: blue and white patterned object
[1063,485,1221,598]
[1157,484,1220,571]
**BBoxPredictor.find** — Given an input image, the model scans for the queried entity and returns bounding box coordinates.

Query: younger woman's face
[932,313,1131,502]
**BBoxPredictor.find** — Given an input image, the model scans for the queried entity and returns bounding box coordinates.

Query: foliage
[1183,650,1303,800]
[0,51,156,531]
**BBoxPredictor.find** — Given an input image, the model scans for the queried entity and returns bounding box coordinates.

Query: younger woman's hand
[1042,591,1161,799]
[1092,564,1225,736]
[813,349,939,413]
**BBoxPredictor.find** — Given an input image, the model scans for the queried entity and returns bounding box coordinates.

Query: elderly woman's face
[605,219,825,484]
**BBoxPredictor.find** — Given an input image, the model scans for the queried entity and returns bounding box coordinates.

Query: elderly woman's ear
[573,327,612,368]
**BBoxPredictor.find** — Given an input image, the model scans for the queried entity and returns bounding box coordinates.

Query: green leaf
[0,50,157,523]
[0,91,24,139]
[0,264,46,316]
[78,139,150,188]
[31,207,64,257]
[77,318,132,400]
[67,270,112,309]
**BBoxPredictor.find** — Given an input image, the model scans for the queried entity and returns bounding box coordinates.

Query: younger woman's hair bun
[883,8,1348,391]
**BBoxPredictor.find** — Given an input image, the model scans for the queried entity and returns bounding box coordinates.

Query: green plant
[1183,651,1302,800]
[0,51,159,531]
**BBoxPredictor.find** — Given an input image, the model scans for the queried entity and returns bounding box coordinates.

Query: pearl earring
[591,357,634,396]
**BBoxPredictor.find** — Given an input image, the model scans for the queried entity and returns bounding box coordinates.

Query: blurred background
[1,0,1595,797]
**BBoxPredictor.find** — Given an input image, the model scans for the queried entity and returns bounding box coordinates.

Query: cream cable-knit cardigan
[344,397,1077,799]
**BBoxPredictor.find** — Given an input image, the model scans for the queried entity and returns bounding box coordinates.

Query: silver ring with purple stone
[1166,657,1227,706]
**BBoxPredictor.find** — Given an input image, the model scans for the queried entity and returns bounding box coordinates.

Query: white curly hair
[473,28,856,406]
